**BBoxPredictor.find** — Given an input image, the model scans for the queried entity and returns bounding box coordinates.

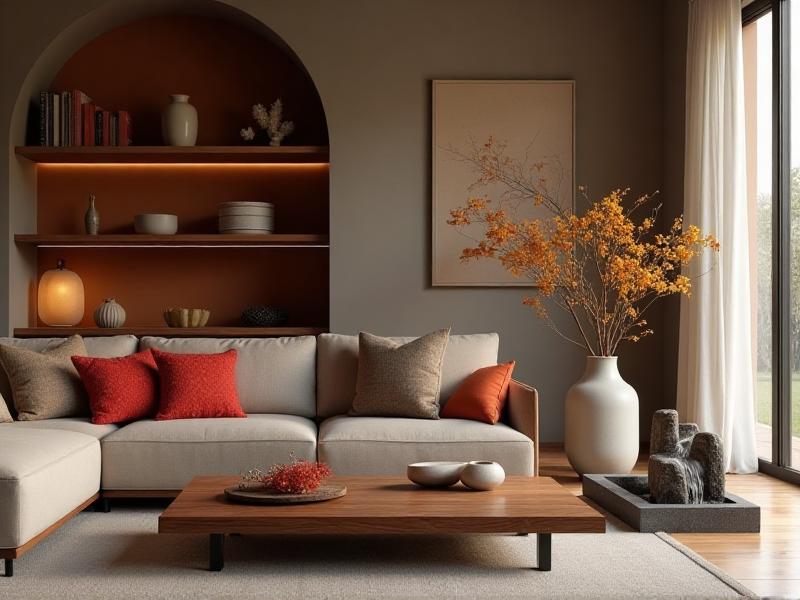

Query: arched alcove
[46,14,327,146]
[7,2,330,335]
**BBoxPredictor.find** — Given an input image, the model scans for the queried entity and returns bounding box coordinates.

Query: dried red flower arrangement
[263,460,332,494]
[239,455,332,494]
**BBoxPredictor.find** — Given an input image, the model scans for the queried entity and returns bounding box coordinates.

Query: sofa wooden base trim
[102,490,180,499]
[0,492,99,575]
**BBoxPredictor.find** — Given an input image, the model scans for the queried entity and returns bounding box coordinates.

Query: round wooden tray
[224,484,347,505]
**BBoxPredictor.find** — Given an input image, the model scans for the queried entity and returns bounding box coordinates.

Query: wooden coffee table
[158,475,605,572]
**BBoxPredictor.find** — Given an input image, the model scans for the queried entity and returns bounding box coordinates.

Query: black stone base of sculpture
[583,475,760,533]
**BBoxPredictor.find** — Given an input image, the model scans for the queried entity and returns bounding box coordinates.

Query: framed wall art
[432,79,575,286]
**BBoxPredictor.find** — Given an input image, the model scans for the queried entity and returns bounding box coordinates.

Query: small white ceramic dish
[134,213,178,235]
[407,461,466,487]
[460,460,506,491]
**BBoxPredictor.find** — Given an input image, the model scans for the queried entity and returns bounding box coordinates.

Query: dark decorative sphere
[241,306,289,327]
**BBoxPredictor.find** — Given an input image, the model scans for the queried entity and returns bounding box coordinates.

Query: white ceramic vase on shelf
[565,356,639,475]
[161,94,197,146]
[93,298,126,328]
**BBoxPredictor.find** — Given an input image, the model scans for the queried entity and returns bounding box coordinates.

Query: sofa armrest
[507,379,540,476]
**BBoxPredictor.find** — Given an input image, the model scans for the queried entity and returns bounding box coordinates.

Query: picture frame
[432,79,575,286]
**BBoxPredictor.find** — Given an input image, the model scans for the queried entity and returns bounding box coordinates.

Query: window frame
[743,0,800,484]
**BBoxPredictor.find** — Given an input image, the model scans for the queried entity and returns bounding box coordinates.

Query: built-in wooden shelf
[13,17,331,338]
[14,146,329,164]
[15,234,329,247]
[14,327,328,338]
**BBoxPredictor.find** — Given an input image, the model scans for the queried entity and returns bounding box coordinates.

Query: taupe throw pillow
[0,335,89,420]
[350,329,450,419]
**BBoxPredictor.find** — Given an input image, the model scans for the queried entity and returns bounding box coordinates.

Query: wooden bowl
[163,307,210,328]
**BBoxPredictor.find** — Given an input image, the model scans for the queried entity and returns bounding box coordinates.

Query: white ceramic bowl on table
[407,461,466,487]
[459,461,506,491]
[134,213,178,235]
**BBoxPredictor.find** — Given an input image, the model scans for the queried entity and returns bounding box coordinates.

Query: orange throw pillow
[440,362,515,424]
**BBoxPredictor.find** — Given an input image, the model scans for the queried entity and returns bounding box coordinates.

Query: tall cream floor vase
[565,356,639,475]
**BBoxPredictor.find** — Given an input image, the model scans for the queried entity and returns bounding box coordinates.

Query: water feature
[648,410,725,504]
[581,409,761,532]
[668,434,706,503]
[676,437,692,457]
[682,458,705,503]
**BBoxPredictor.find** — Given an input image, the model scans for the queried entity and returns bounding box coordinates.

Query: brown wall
[1,0,685,442]
[662,0,689,412]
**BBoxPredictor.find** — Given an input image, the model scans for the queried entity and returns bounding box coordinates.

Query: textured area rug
[0,507,755,599]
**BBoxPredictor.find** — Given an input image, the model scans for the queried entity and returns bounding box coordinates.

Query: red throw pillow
[72,350,159,425]
[440,361,515,424]
[151,348,245,420]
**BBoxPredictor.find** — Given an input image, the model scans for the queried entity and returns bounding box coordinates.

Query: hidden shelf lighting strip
[35,244,330,248]
[37,163,329,167]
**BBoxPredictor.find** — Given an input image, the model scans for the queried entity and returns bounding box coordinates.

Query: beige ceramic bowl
[407,461,466,487]
[134,213,178,235]
[163,307,210,328]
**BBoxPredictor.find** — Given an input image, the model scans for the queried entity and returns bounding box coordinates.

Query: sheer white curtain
[678,0,758,473]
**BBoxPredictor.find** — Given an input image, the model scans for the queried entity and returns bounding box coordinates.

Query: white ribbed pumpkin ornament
[93,298,126,328]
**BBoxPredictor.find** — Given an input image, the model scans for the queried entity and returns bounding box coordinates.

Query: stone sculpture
[648,409,725,504]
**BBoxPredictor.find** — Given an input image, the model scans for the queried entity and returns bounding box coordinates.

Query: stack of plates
[218,201,274,234]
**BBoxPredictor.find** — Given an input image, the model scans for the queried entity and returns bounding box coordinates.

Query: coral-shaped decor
[264,460,332,494]
[239,457,332,494]
[240,98,294,146]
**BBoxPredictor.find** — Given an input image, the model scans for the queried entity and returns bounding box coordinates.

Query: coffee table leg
[209,534,224,571]
[536,533,551,571]
[515,532,550,569]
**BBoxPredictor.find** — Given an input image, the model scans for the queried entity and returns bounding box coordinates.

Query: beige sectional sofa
[0,332,539,576]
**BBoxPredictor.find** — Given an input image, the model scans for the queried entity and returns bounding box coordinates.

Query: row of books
[39,90,132,147]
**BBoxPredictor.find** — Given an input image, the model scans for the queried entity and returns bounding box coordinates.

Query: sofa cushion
[0,335,138,417]
[350,329,449,419]
[101,414,317,490]
[317,333,500,418]
[140,336,316,417]
[0,428,100,548]
[318,415,533,476]
[3,417,118,440]
[0,335,89,420]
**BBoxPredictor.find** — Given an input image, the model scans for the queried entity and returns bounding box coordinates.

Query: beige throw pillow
[0,335,89,421]
[0,394,11,423]
[350,329,450,419]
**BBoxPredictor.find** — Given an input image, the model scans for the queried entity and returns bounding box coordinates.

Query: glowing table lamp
[38,260,85,326]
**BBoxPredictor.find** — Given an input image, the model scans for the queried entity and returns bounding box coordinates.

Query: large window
[744,10,774,463]
[743,0,800,478]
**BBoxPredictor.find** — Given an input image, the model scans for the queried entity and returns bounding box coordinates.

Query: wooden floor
[540,445,800,599]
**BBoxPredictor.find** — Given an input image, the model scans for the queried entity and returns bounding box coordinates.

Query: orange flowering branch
[447,138,719,356]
